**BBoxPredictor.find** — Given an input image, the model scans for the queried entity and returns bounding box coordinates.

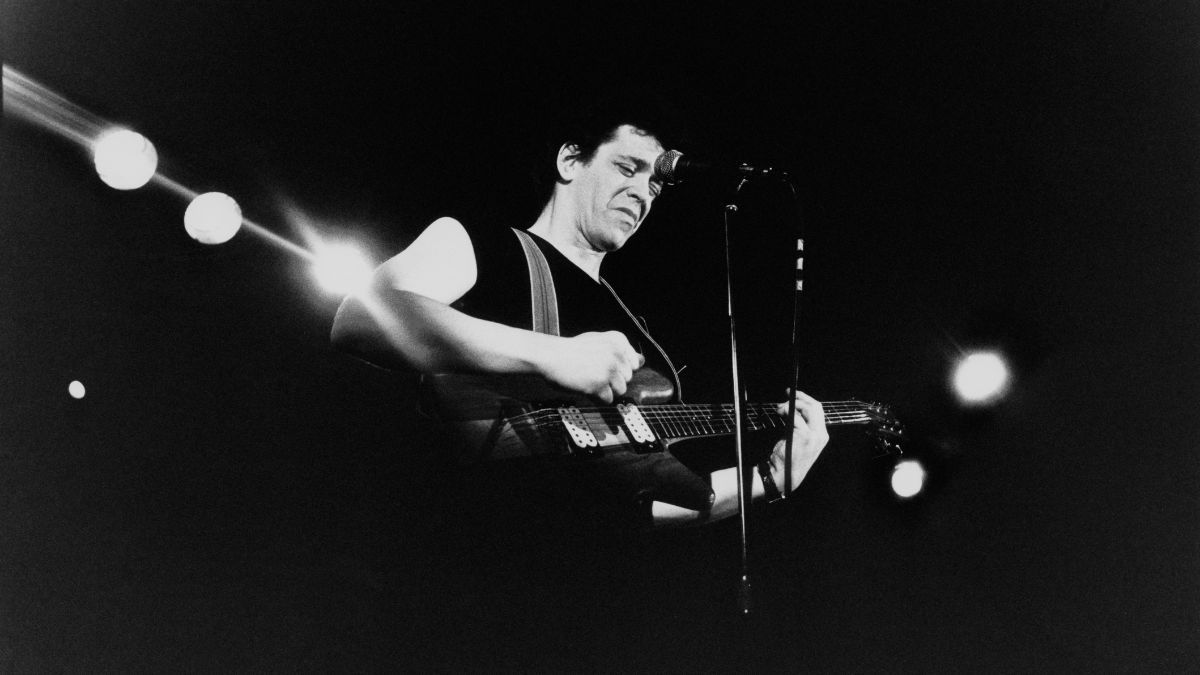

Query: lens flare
[92,128,158,190]
[6,65,376,295]
[312,244,373,295]
[891,459,926,498]
[184,192,243,244]
[952,350,1011,406]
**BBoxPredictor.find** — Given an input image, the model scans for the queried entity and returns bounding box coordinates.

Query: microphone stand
[782,177,806,496]
[724,172,805,617]
[723,177,753,614]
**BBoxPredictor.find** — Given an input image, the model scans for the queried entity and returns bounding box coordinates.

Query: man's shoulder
[452,219,523,250]
[388,216,514,271]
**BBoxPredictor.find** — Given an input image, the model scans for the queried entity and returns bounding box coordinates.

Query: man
[330,114,829,528]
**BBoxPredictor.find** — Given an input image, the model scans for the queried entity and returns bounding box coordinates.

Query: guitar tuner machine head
[862,403,905,457]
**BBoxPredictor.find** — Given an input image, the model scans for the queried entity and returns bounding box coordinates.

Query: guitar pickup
[616,402,660,453]
[557,406,600,456]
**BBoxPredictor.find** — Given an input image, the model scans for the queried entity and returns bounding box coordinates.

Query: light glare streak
[151,173,200,201]
[243,217,315,262]
[4,65,334,271]
[3,64,105,145]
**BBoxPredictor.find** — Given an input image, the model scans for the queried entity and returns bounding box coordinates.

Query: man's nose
[629,180,652,210]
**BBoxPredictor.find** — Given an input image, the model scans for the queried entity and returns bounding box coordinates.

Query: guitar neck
[426,371,899,462]
[637,400,875,443]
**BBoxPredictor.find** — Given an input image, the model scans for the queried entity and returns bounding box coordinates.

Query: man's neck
[527,199,605,281]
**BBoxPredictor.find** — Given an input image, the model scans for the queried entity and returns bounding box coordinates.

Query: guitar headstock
[860,401,905,457]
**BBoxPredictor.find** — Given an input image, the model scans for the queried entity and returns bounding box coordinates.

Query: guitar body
[422,367,678,463]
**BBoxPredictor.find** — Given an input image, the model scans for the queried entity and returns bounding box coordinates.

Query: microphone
[653,149,786,185]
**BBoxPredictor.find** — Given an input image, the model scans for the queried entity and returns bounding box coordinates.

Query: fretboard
[636,400,875,442]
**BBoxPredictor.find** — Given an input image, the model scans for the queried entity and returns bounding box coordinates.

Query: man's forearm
[651,466,768,527]
[331,288,554,375]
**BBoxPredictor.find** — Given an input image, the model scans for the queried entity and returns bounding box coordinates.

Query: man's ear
[556,143,582,182]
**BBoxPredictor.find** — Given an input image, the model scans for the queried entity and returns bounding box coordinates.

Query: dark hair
[529,85,689,204]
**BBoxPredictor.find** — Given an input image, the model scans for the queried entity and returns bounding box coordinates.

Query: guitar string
[507,402,873,427]
[507,403,871,430]
[496,415,872,455]
[484,396,883,454]
[504,401,875,440]
[507,412,873,431]
[518,400,869,419]
[492,409,880,457]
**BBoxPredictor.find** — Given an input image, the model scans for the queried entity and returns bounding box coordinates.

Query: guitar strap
[511,229,561,336]
[510,228,683,399]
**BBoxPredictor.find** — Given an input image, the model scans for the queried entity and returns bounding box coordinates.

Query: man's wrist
[756,460,786,504]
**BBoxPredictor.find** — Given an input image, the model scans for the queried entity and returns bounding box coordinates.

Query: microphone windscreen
[653,149,684,185]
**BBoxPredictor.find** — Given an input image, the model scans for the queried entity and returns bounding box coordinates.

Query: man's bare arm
[330,217,643,402]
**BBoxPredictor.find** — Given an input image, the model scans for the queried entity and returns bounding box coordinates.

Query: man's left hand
[765,390,830,494]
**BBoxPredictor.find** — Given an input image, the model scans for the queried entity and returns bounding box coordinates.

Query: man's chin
[589,222,635,252]
[603,231,632,252]
[612,222,639,246]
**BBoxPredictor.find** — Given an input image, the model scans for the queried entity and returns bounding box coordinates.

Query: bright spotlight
[92,128,158,189]
[891,459,926,499]
[68,380,86,399]
[184,192,243,244]
[952,350,1011,406]
[312,244,373,295]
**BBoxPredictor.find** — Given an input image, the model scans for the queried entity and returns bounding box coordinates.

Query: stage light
[68,380,86,399]
[312,244,373,295]
[951,350,1011,407]
[184,192,243,244]
[92,128,158,189]
[891,459,926,499]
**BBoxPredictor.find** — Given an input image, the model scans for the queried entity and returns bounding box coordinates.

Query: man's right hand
[539,331,645,403]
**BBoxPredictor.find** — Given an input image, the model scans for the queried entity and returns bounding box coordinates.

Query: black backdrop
[2,2,1198,670]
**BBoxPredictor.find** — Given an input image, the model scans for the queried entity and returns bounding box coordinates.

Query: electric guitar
[423,367,904,463]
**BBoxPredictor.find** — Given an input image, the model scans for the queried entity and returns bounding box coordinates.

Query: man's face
[566,124,665,253]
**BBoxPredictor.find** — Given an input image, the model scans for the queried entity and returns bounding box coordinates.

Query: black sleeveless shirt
[441,224,715,527]
[452,224,679,398]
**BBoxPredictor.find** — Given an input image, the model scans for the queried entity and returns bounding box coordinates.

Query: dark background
[2,1,1197,671]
